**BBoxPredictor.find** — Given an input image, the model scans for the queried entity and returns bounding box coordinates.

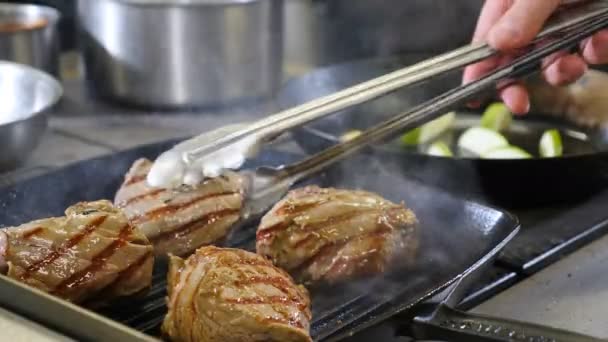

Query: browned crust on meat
[117,188,167,207]
[96,250,153,295]
[4,200,155,305]
[257,208,389,245]
[115,158,246,257]
[52,223,133,295]
[256,186,419,285]
[151,208,240,243]
[123,174,147,187]
[20,227,43,240]
[20,215,108,281]
[293,226,392,273]
[164,246,312,342]
[130,191,238,224]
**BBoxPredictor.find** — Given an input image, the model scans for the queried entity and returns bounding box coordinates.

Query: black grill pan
[0,140,520,341]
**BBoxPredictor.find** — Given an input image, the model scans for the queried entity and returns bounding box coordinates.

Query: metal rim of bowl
[108,0,270,7]
[0,3,61,28]
[0,60,63,127]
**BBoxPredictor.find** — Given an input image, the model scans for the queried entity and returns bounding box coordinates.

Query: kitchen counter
[473,232,608,339]
[0,307,74,342]
[1,57,608,341]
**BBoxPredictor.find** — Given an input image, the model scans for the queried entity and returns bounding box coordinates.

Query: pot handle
[409,304,606,342]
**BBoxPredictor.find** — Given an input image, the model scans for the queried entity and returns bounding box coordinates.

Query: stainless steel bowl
[77,0,284,109]
[0,61,63,171]
[0,3,61,76]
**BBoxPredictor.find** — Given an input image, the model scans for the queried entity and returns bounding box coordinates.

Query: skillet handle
[409,304,606,342]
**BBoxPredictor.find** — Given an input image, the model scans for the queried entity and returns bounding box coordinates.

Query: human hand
[463,0,608,115]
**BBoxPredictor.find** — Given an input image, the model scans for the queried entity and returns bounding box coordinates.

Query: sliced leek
[400,112,456,146]
[457,127,509,156]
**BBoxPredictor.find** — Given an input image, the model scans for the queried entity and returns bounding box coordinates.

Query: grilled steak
[163,246,312,342]
[0,200,154,305]
[114,158,245,257]
[256,186,418,284]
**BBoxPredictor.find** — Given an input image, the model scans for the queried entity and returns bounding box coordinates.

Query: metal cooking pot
[0,61,63,171]
[77,0,284,109]
[0,3,61,76]
[283,0,483,71]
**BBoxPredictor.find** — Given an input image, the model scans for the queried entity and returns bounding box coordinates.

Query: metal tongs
[177,1,608,160]
[151,1,608,191]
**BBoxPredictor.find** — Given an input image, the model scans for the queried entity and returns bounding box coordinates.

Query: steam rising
[300,153,487,302]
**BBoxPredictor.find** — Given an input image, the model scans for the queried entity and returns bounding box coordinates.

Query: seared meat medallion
[115,158,246,257]
[163,246,312,342]
[0,200,154,305]
[256,186,418,284]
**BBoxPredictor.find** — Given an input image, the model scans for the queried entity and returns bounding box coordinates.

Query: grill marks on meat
[51,222,142,297]
[163,246,313,342]
[122,188,166,207]
[114,158,246,257]
[123,173,147,186]
[1,200,154,305]
[256,186,419,284]
[21,227,43,239]
[130,191,237,224]
[151,208,241,243]
[20,215,108,280]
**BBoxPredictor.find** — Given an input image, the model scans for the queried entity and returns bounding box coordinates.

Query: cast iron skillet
[278,55,608,208]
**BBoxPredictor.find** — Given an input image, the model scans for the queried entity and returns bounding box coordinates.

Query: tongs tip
[147,150,186,188]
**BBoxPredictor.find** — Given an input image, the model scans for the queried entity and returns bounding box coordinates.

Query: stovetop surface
[466,191,608,304]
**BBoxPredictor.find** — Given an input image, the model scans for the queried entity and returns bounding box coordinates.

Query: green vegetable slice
[482,146,532,159]
[480,102,513,132]
[539,129,563,158]
[400,112,456,146]
[457,126,509,156]
[427,141,453,157]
